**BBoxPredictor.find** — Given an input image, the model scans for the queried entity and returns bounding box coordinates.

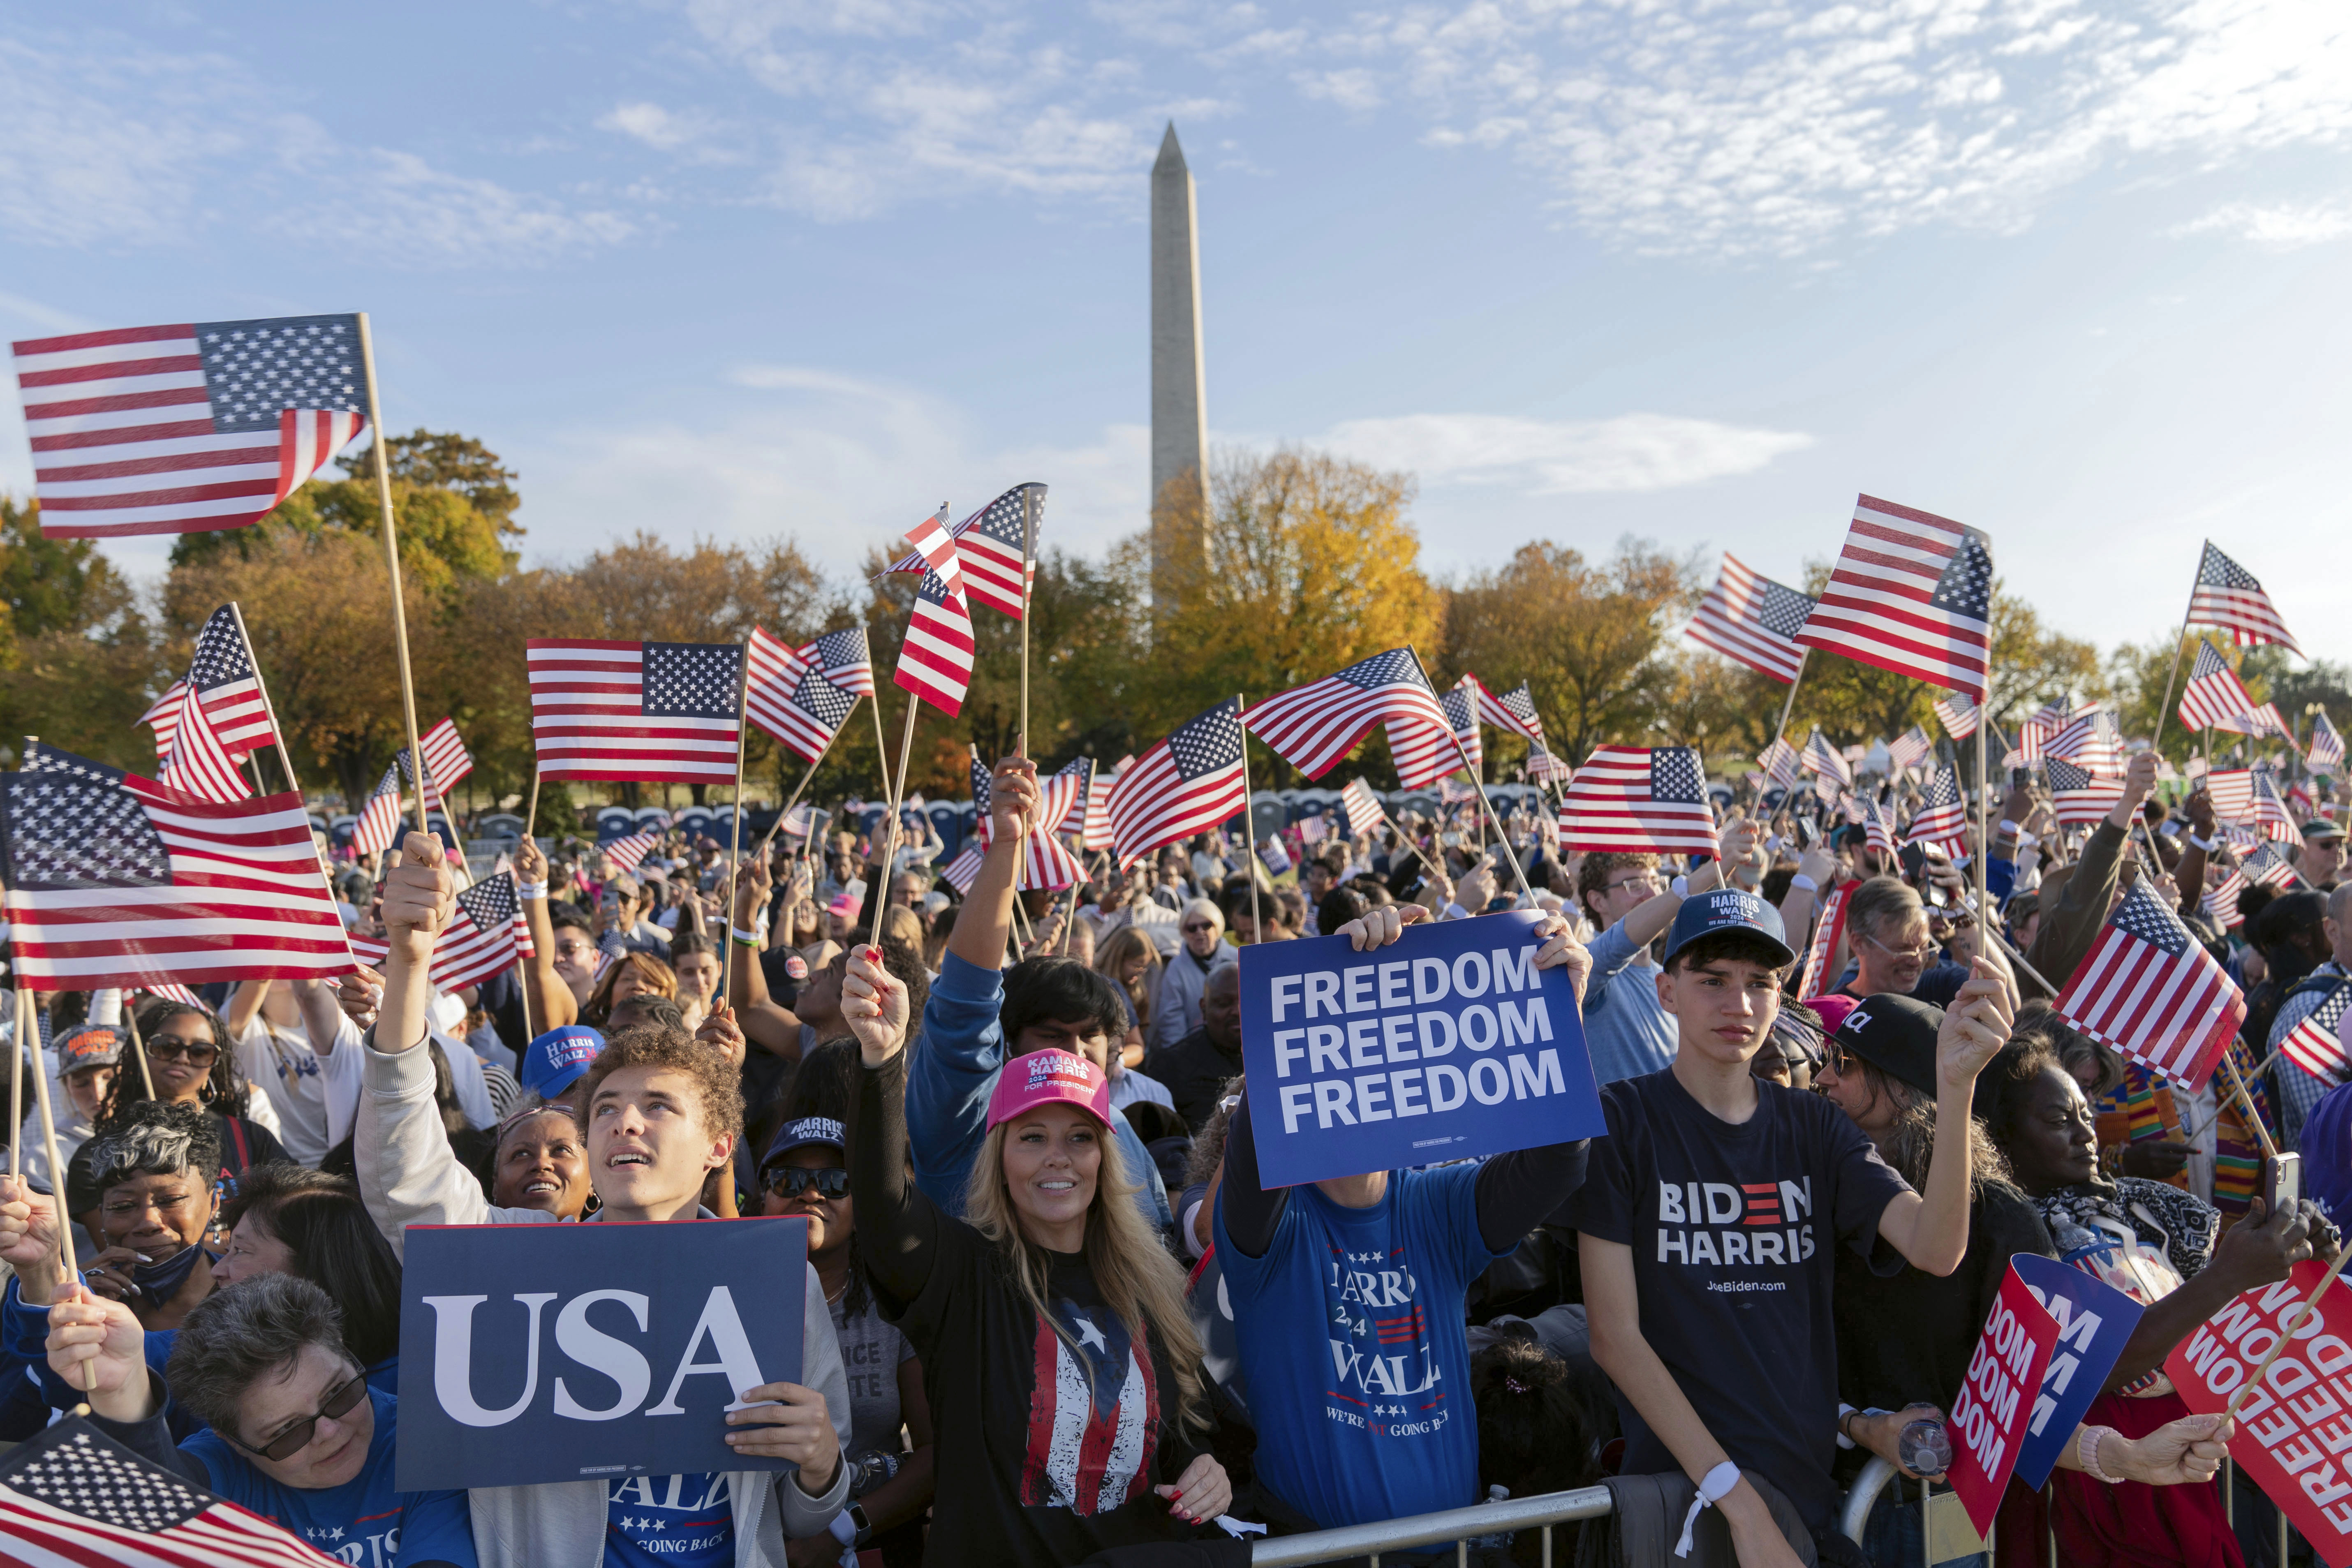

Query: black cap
[1832,993,1944,1096]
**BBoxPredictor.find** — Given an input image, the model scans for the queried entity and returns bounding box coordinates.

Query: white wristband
[1670,875,1691,897]
[2188,834,2215,853]
[732,925,762,946]
[1676,1462,1741,1557]
[2012,832,2037,853]
[516,881,549,902]
[1789,874,1818,893]
[826,1510,858,1546]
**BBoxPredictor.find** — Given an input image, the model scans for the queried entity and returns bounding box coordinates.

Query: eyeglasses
[234,1370,368,1462]
[1606,874,1664,895]
[1859,932,1937,962]
[146,1040,219,1067]
[763,1167,851,1200]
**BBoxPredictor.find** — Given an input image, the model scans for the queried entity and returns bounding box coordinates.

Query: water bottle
[1901,1417,1952,1477]
[1466,1484,1515,1554]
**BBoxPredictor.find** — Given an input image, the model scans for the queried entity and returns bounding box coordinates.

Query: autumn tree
[1442,539,1696,766]
[0,497,164,768]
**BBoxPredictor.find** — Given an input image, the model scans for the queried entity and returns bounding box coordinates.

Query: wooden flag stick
[723,648,752,968]
[867,689,895,808]
[867,699,922,952]
[1773,651,1810,745]
[1018,487,1038,763]
[2218,1048,2281,1163]
[2223,1243,2352,1420]
[354,313,431,836]
[1445,727,1538,907]
[7,985,21,1182]
[1972,691,1989,927]
[121,992,158,1102]
[1236,695,1264,946]
[23,985,94,1393]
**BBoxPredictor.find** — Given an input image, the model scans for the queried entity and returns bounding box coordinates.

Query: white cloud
[0,31,633,266]
[1293,68,1383,111]
[1315,412,1814,495]
[600,102,712,151]
[2175,198,2352,248]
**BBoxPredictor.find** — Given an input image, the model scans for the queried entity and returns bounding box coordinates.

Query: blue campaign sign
[1238,910,1605,1187]
[2008,1252,2146,1487]
[396,1216,807,1492]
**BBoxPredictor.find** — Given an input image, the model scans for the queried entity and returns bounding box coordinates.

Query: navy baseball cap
[761,1115,846,1172]
[1661,888,1796,969]
[522,1025,604,1098]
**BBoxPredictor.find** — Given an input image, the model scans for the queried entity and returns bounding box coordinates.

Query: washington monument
[1151,123,1208,608]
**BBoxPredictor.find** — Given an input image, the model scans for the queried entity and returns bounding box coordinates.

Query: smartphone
[1441,831,1460,847]
[2010,768,2030,789]
[2265,1153,2302,1215]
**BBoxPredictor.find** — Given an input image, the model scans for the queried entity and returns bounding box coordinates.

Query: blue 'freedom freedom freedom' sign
[1238,910,1606,1187]
[2007,1252,2145,1487]
[396,1216,807,1492]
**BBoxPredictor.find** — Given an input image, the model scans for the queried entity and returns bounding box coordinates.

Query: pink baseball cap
[986,1049,1112,1131]
[1804,993,1860,1037]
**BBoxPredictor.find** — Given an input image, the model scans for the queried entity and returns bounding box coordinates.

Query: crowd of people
[0,741,2345,1568]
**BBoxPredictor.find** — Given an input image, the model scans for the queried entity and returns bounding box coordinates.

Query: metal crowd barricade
[1250,1485,1615,1567]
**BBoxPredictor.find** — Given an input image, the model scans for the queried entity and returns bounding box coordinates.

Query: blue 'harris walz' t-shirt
[183,1388,477,1567]
[605,1472,732,1568]
[1215,1161,1504,1528]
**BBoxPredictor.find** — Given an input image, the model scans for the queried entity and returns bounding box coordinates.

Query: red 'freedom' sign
[2165,1258,2352,1568]
[1948,1263,2060,1538]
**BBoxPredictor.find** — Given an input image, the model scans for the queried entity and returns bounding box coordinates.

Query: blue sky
[4,0,2349,668]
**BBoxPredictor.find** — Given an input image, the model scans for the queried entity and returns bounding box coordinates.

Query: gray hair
[2330,883,2352,928]
[1182,898,1223,931]
[165,1274,353,1442]
[1846,876,1923,945]
[83,1101,219,1194]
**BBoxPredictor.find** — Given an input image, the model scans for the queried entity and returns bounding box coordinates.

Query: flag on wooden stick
[1559,746,1718,855]
[2054,880,2243,1090]
[2187,541,2300,656]
[1109,700,1249,867]
[1242,648,1452,784]
[1796,495,1992,699]
[157,606,280,805]
[1686,553,1815,682]
[527,640,745,783]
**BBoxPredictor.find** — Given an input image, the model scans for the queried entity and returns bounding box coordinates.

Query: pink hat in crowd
[985,1049,1112,1131]
[826,893,860,918]
[1804,993,1860,1037]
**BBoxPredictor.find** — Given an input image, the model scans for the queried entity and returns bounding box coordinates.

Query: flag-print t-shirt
[605,1473,731,1567]
[1559,1068,1911,1532]
[1214,1161,1504,1529]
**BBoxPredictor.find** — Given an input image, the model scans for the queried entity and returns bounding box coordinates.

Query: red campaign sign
[2165,1258,2352,1568]
[1947,1263,2061,1539]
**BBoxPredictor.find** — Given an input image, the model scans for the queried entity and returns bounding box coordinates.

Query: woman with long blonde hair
[840,942,1230,1564]
[1092,925,1160,1068]
[580,949,676,1029]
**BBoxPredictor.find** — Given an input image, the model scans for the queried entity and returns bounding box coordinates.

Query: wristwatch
[846,1502,874,1545]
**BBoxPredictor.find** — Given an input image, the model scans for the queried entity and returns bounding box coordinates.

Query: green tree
[0,497,164,767]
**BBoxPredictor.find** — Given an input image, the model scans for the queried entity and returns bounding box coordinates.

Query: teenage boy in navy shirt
[1213,903,1594,1530]
[1562,889,2011,1563]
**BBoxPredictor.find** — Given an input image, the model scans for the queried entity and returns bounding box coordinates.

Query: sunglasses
[146,1040,219,1067]
[234,1371,367,1461]
[1181,922,1216,934]
[763,1167,850,1200]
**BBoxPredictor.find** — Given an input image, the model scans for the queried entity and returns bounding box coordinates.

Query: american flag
[777,803,823,840]
[2279,979,2350,1082]
[2044,708,2123,776]
[1861,797,1898,858]
[2206,768,2297,843]
[2177,642,2261,734]
[1756,736,1802,792]
[2308,709,2344,775]
[885,484,1045,619]
[1242,648,1452,784]
[1932,691,1980,741]
[967,754,1085,889]
[347,872,532,992]
[407,719,473,812]
[1439,778,1480,807]
[9,316,366,541]
[1887,726,1933,775]
[1798,884,1852,1001]
[747,627,857,765]
[527,640,744,783]
[1469,676,1545,744]
[603,832,661,875]
[1109,699,1249,867]
[1052,757,1094,837]
[1559,745,1718,854]
[1800,728,1853,790]
[2239,702,2293,742]
[1523,741,1572,785]
[893,509,978,716]
[2047,757,2124,827]
[800,625,876,698]
[158,606,280,805]
[2054,880,2244,1090]
[139,981,205,1009]
[0,742,349,990]
[0,1412,345,1567]
[138,682,187,765]
[1341,777,1388,837]
[2241,838,2301,889]
[349,763,404,854]
[2187,542,2300,656]
[939,842,984,893]
[1795,495,1993,699]
[2202,867,2247,929]
[1685,553,1815,682]
[1440,681,1484,777]
[1905,763,1969,852]
[1080,757,1119,851]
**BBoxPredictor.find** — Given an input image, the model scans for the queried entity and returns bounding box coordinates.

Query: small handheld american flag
[884,483,1045,620]
[800,626,877,698]
[1243,648,1453,784]
[2177,642,2262,734]
[2278,979,2350,1082]
[968,754,1086,890]
[1341,777,1388,837]
[747,627,858,765]
[528,640,745,784]
[1932,691,1979,742]
[1800,728,1853,790]
[347,872,533,992]
[159,606,281,805]
[602,833,661,875]
[893,509,978,717]
[10,316,366,540]
[1109,699,1249,867]
[1795,495,1992,700]
[1797,884,1852,1001]
[1559,745,1718,855]
[349,763,405,855]
[2205,767,2297,843]
[2054,880,2244,1091]
[1686,553,1815,683]
[409,719,474,812]
[1904,763,1969,853]
[1755,736,1802,792]
[2047,758,2123,828]
[2308,709,2344,775]
[1466,676,1545,744]
[1887,726,1933,776]
[1439,681,1484,778]
[2187,541,2300,657]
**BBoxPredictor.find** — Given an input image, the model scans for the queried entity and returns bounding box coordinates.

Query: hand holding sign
[842,945,911,1067]
[724,1381,839,1491]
